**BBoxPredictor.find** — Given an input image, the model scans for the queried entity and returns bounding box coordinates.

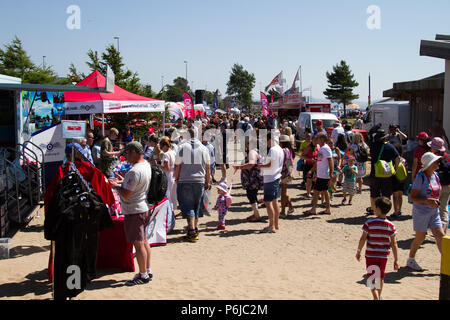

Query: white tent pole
[162,105,166,136]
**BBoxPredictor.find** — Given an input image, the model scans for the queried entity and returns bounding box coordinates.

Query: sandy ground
[0,158,444,300]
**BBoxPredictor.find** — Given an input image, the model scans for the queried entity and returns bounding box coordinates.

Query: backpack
[355,144,369,163]
[147,164,168,206]
[281,148,294,184]
[242,122,249,132]
[224,194,233,207]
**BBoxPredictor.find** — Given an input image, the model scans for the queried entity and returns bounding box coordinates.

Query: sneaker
[184,232,199,242]
[407,258,423,271]
[217,224,226,230]
[147,272,153,280]
[125,274,150,286]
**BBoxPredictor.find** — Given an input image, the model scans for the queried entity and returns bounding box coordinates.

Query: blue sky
[1,0,449,105]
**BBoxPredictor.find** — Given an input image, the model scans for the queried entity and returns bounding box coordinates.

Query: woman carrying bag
[234,134,264,222]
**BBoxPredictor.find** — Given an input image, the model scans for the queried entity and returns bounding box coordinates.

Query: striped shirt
[362,217,397,259]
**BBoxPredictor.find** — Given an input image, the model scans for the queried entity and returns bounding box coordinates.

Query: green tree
[226,63,255,109]
[323,60,359,117]
[0,36,34,81]
[267,88,282,102]
[162,77,192,102]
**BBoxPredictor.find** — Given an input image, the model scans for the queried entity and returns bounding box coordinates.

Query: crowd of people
[68,112,449,296]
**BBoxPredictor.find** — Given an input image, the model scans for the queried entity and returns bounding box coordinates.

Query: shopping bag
[202,187,212,216]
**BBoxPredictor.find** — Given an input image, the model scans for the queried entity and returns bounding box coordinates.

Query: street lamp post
[42,56,46,68]
[114,36,120,53]
[184,60,188,83]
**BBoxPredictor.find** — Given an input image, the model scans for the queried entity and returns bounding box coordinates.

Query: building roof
[383,73,445,97]
[420,34,450,60]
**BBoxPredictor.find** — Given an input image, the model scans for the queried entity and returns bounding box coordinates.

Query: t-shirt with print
[343,165,358,182]
[362,217,397,259]
[317,144,333,179]
[411,171,441,216]
[120,161,152,215]
[261,144,284,183]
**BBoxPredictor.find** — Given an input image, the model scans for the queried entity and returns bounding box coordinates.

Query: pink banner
[183,92,195,119]
[260,92,269,117]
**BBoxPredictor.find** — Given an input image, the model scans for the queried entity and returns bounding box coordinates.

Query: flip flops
[260,227,275,233]
[303,210,316,216]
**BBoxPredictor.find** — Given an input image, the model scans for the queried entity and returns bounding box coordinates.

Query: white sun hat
[420,152,441,172]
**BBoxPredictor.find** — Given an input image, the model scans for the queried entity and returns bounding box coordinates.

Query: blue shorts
[412,207,442,232]
[264,179,281,202]
[177,183,204,219]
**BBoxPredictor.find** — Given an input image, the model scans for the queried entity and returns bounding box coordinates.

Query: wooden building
[383,73,444,137]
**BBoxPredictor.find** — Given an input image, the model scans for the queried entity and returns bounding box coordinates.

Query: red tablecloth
[97,216,135,272]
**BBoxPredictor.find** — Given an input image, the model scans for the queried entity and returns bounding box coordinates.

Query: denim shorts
[412,207,442,232]
[177,183,205,219]
[264,179,281,202]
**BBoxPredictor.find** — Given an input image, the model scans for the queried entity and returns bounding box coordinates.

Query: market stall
[64,70,165,135]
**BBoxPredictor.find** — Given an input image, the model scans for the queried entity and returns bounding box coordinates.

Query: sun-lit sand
[0,162,443,300]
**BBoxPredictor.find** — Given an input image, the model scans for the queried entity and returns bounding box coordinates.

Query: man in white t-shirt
[109,141,153,286]
[331,121,345,145]
[304,132,334,215]
[258,132,284,233]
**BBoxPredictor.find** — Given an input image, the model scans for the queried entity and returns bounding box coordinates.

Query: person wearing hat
[366,129,400,216]
[407,152,446,271]
[388,124,407,146]
[100,128,121,178]
[109,141,153,285]
[279,134,295,217]
[429,137,450,234]
[331,120,344,145]
[313,119,326,136]
[411,132,430,182]
[213,182,232,230]
[341,155,358,206]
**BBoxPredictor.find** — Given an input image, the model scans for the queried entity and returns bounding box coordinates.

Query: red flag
[260,92,269,117]
[270,94,274,103]
[183,92,195,119]
[265,71,282,92]
[290,70,300,92]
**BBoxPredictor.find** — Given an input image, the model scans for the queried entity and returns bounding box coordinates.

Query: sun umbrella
[348,104,360,109]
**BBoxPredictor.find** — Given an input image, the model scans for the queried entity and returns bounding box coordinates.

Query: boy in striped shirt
[356,197,399,300]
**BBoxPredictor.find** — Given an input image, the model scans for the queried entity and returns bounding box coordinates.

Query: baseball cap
[316,120,323,126]
[416,132,429,140]
[65,143,83,155]
[121,141,144,155]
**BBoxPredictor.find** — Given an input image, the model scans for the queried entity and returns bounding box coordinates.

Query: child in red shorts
[356,197,399,300]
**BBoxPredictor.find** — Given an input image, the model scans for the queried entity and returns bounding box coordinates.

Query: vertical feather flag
[261,92,269,117]
[183,92,195,119]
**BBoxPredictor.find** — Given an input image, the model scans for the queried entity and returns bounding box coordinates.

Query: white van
[363,101,410,135]
[296,112,339,140]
